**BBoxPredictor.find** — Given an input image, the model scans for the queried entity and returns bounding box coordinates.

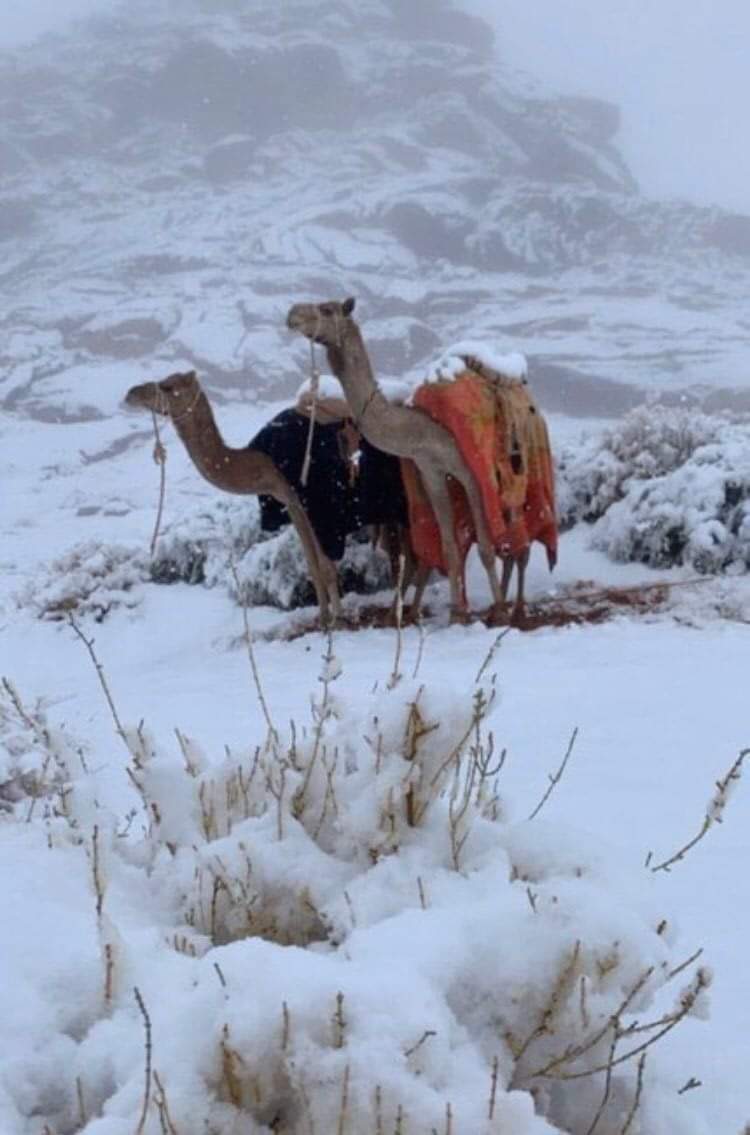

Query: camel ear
[342,297,356,316]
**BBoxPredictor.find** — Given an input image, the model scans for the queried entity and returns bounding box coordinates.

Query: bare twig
[513,941,581,1066]
[666,947,704,983]
[584,1027,618,1135]
[488,1055,499,1120]
[529,965,655,1079]
[411,617,427,680]
[528,727,579,821]
[134,987,153,1135]
[294,633,339,816]
[333,991,346,1049]
[104,942,114,1007]
[374,1084,384,1135]
[548,968,711,1081]
[76,1076,86,1129]
[336,1063,350,1135]
[228,558,277,748]
[620,1054,647,1133]
[650,749,748,872]
[90,824,105,919]
[475,626,511,685]
[153,1069,180,1135]
[404,1029,436,1058]
[67,616,132,756]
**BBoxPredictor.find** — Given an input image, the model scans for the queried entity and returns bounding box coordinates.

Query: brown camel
[124,371,341,624]
[287,297,508,623]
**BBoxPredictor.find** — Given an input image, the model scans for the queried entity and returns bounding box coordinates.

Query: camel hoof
[509,606,527,629]
[449,608,472,627]
[485,603,509,628]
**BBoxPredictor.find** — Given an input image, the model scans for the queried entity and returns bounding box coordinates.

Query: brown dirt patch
[259,583,673,640]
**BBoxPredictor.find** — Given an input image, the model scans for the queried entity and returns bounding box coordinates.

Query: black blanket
[250,409,407,561]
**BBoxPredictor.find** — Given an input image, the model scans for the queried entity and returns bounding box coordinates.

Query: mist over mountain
[2,0,749,425]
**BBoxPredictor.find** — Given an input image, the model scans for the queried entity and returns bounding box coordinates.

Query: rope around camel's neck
[300,322,322,487]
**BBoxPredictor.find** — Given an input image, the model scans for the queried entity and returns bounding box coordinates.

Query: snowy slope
[2,0,750,429]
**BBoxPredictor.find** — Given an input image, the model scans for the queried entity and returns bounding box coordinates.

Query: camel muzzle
[286,304,318,337]
[124,382,162,413]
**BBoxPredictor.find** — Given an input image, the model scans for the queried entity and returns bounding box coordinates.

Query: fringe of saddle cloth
[400,364,558,573]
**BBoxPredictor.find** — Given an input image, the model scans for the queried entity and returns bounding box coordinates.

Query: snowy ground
[1,396,748,1133]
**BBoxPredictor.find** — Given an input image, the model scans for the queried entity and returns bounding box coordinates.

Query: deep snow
[1,393,748,1132]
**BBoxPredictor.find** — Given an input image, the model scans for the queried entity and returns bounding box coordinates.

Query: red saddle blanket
[401,370,558,573]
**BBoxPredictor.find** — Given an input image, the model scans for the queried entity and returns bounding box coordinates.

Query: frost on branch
[0,664,716,1135]
[557,405,750,572]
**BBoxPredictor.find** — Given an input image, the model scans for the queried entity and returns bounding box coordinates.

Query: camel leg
[418,464,469,623]
[406,561,431,622]
[451,465,505,623]
[318,551,342,623]
[500,555,514,602]
[511,548,530,626]
[385,525,424,624]
[281,490,335,625]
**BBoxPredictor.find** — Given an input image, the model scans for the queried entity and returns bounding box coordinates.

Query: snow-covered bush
[149,498,262,588]
[557,405,750,572]
[16,501,394,622]
[15,541,148,621]
[152,497,393,608]
[0,654,717,1135]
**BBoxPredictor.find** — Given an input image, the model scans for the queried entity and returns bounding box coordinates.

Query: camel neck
[170,390,255,494]
[325,322,384,427]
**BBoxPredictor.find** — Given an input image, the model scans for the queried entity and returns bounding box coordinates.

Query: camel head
[286,297,356,346]
[125,371,201,419]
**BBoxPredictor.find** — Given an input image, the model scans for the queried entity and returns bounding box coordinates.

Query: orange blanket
[401,370,557,575]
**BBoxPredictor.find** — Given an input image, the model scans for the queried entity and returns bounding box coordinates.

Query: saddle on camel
[249,377,409,572]
[400,348,558,621]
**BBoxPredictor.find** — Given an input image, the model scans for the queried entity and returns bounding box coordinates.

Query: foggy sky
[466,0,750,215]
[4,0,749,217]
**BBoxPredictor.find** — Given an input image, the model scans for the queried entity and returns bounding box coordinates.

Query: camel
[124,371,341,624]
[287,297,510,624]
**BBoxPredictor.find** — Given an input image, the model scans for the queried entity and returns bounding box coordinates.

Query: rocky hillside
[2,0,749,425]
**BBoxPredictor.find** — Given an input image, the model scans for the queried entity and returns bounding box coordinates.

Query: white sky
[4,0,749,216]
[3,0,111,45]
[466,0,750,214]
